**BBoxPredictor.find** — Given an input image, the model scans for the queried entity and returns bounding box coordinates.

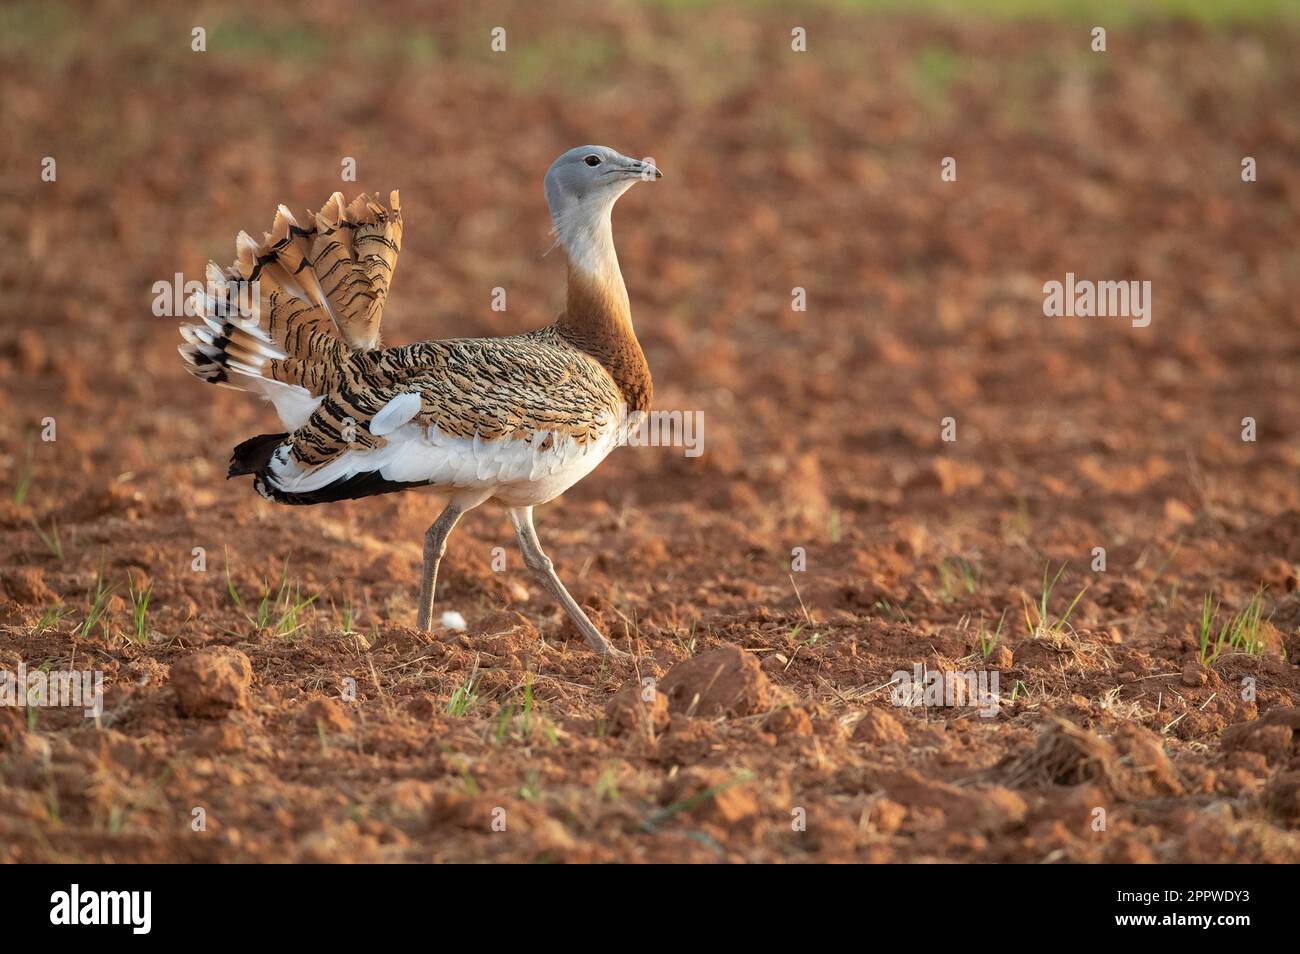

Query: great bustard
[178,146,660,659]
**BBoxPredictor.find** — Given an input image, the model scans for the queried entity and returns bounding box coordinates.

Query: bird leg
[416,503,465,631]
[508,506,630,660]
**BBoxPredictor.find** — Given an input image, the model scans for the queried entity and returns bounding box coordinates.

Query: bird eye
[584,155,602,167]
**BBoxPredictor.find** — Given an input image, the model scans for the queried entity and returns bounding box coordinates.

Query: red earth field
[2,0,1300,862]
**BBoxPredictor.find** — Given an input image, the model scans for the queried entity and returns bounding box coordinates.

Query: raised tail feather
[177,190,404,405]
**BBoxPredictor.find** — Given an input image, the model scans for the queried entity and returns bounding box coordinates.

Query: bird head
[544,145,661,225]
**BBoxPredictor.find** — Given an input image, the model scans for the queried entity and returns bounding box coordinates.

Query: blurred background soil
[1,0,1300,861]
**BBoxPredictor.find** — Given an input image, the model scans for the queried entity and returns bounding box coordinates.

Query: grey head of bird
[544,145,661,275]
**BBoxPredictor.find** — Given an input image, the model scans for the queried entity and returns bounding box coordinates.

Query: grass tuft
[35,604,73,633]
[127,577,152,645]
[1198,586,1268,665]
[978,609,1006,658]
[1024,562,1088,639]
[13,435,35,505]
[226,555,319,639]
[30,518,63,560]
[447,656,482,717]
[75,560,117,640]
[938,557,978,602]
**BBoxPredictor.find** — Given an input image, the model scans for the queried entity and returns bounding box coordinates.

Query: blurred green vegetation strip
[0,5,440,69]
[2,0,1295,71]
[209,17,439,64]
[644,0,1299,22]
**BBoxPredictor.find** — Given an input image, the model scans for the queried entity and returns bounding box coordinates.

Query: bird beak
[624,157,662,182]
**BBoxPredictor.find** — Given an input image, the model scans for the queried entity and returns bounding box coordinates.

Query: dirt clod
[170,648,252,719]
[1266,772,1300,822]
[870,799,908,834]
[658,645,770,718]
[764,704,814,738]
[660,768,759,829]
[302,698,354,734]
[2,569,53,605]
[1003,718,1124,791]
[853,709,908,746]
[1221,708,1299,764]
[1181,660,1208,687]
[605,676,670,735]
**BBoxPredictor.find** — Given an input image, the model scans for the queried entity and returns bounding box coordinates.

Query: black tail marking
[255,470,430,506]
[230,433,428,505]
[228,432,288,478]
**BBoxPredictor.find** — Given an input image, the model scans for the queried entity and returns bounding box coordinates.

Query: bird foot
[599,645,635,665]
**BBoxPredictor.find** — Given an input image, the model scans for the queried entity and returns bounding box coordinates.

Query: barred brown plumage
[176,145,662,659]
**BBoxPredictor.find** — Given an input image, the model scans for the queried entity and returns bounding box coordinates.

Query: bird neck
[554,208,652,413]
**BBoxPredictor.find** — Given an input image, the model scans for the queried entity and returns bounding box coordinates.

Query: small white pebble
[440,611,467,631]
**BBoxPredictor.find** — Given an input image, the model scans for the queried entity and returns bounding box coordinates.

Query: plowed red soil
[3,1,1300,862]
